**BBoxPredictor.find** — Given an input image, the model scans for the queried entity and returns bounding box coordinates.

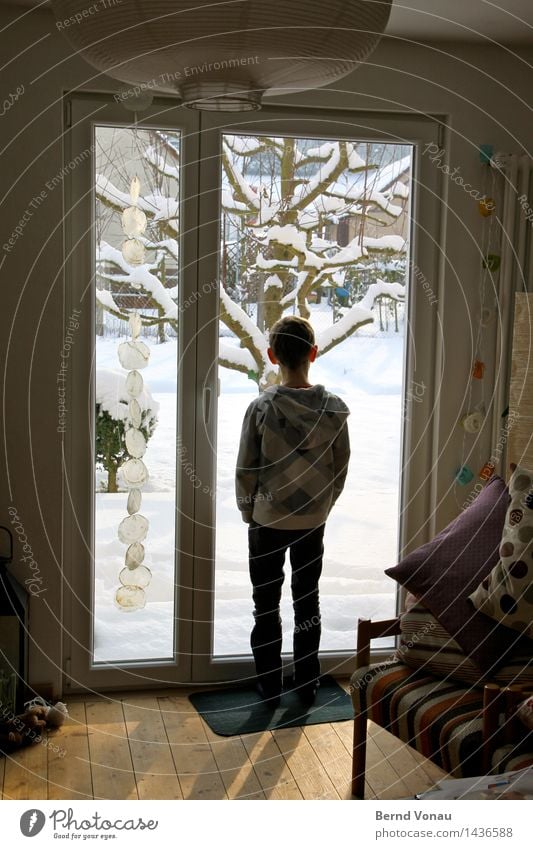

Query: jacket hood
[262,384,349,449]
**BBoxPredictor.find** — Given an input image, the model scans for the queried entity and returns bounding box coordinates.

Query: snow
[146,191,179,230]
[317,304,374,353]
[221,189,249,214]
[96,289,120,312]
[358,278,406,310]
[346,142,367,171]
[327,238,365,266]
[304,141,338,160]
[256,254,297,270]
[218,284,276,382]
[93,302,404,662]
[374,154,411,193]
[265,274,283,290]
[391,181,410,199]
[95,367,159,424]
[222,139,261,209]
[293,142,341,206]
[262,224,308,253]
[149,237,179,262]
[219,340,256,371]
[261,225,325,270]
[363,235,406,253]
[224,135,266,156]
[144,145,179,180]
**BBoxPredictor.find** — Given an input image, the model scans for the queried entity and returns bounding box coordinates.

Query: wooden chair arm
[356,617,402,669]
[482,683,533,773]
[482,683,502,773]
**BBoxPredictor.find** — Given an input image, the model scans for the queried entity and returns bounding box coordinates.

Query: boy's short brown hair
[269,316,315,370]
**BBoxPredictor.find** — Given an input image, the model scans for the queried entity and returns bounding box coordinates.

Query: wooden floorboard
[2,686,447,800]
[47,701,93,800]
[3,730,48,800]
[304,721,354,800]
[122,695,183,800]
[202,718,265,800]
[271,725,340,799]
[241,731,303,799]
[85,698,138,800]
[159,694,227,800]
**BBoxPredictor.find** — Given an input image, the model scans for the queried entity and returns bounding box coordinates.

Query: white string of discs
[115,176,152,611]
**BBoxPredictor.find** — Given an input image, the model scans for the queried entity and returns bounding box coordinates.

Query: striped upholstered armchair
[350,616,533,798]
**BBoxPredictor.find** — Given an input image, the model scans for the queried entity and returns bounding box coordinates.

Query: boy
[235,316,350,707]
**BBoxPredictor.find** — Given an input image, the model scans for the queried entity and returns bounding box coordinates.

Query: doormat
[189,675,353,736]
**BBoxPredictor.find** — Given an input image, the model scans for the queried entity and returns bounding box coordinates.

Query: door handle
[203,386,212,427]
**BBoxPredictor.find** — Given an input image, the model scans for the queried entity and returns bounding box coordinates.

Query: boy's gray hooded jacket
[235,384,350,530]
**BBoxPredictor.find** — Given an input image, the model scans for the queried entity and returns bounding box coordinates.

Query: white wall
[1,5,531,695]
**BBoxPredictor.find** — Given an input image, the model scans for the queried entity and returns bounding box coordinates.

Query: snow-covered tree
[219,136,408,385]
[95,132,408,387]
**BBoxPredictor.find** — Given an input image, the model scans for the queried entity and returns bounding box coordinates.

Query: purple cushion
[386,476,533,673]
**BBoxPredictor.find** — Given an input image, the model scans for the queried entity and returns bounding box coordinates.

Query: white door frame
[62,94,201,692]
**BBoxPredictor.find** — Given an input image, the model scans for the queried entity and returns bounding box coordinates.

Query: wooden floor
[1,685,446,800]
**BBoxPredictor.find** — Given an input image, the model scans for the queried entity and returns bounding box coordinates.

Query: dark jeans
[248,522,325,694]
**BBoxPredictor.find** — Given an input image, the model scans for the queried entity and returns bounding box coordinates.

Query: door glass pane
[93,126,179,663]
[214,134,412,656]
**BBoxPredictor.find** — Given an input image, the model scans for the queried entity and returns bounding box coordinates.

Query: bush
[95,368,159,493]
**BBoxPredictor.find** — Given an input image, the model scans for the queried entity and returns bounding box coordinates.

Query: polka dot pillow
[469,465,533,638]
[517,695,533,732]
[516,696,533,731]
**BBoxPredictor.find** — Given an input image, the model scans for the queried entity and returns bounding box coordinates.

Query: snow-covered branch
[218,286,276,384]
[96,241,178,320]
[358,278,406,309]
[145,144,179,181]
[218,340,256,375]
[317,304,374,356]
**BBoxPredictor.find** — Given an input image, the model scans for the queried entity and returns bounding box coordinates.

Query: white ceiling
[2,0,533,44]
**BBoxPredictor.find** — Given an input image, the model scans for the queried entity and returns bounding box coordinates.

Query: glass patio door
[193,108,444,683]
[63,98,443,691]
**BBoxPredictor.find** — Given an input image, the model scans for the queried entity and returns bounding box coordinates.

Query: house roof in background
[1,0,532,45]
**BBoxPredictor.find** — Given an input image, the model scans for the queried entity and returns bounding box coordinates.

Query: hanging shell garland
[118,340,150,370]
[114,176,153,611]
[122,237,146,266]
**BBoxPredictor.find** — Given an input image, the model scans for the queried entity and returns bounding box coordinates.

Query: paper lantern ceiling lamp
[51,0,392,111]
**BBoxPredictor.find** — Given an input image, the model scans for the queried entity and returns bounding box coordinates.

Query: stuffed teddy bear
[0,700,68,755]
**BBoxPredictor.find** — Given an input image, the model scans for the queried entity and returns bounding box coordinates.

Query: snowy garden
[93,129,411,663]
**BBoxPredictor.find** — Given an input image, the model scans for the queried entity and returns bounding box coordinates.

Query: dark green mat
[189,675,353,736]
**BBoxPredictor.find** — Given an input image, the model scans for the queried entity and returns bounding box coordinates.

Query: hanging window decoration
[115,177,153,612]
